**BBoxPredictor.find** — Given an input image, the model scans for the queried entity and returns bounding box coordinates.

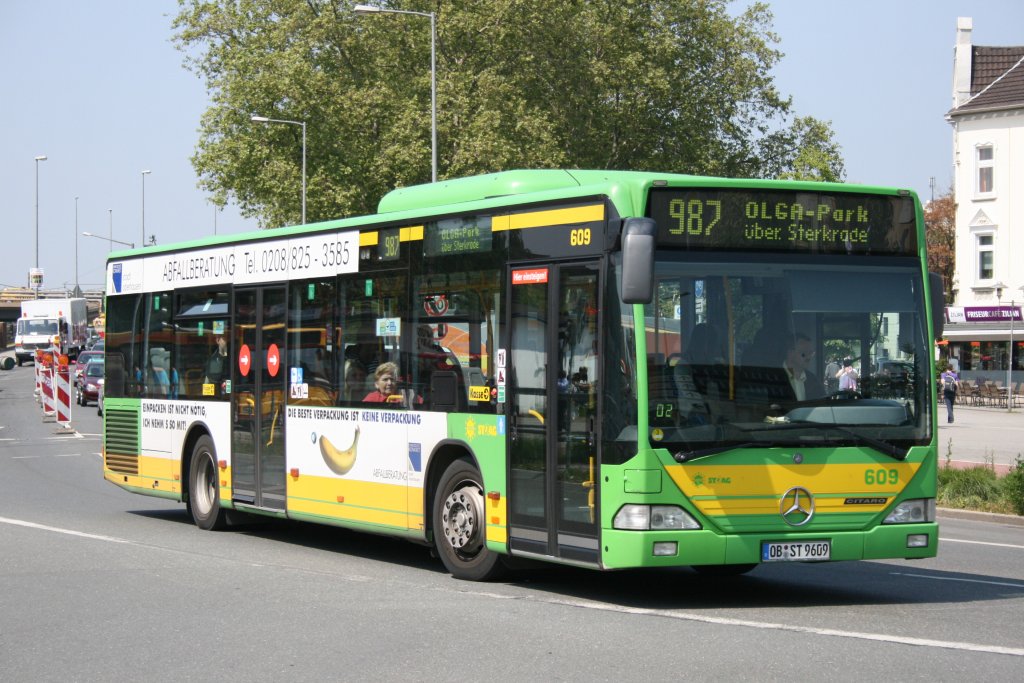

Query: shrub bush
[937,466,1001,510]
[1002,458,1024,515]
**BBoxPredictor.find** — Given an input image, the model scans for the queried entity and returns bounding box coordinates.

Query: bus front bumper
[599,523,938,569]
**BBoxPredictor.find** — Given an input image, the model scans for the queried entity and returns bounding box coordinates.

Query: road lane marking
[484,593,1024,658]
[942,537,1024,550]
[890,572,1024,589]
[3,515,1021,658]
[0,516,130,544]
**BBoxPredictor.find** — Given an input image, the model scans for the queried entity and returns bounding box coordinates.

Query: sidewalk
[939,403,1023,474]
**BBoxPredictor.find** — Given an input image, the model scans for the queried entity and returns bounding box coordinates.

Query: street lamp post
[354,4,437,183]
[251,115,307,224]
[141,170,151,247]
[1010,285,1024,412]
[994,282,1010,410]
[82,231,134,250]
[74,196,80,296]
[34,155,48,276]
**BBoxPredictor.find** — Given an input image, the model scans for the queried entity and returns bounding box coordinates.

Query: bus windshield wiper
[673,439,797,463]
[673,442,759,463]
[745,421,909,461]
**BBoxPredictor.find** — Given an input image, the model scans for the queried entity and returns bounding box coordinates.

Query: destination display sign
[648,188,918,256]
[424,216,493,257]
[108,229,360,295]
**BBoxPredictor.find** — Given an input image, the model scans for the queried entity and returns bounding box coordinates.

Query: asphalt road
[1,362,1022,681]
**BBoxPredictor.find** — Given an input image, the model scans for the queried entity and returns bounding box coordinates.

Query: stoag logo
[112,263,123,293]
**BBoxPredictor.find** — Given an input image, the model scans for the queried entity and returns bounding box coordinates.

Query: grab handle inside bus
[621,217,657,304]
[928,271,945,340]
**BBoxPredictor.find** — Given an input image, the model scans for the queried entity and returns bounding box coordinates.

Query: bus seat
[430,370,460,412]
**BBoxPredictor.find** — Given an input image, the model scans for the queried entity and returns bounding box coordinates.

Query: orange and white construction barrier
[55,357,72,428]
[40,362,56,421]
[34,350,43,400]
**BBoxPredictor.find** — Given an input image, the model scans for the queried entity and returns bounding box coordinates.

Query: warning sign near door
[267,343,281,377]
[238,344,252,377]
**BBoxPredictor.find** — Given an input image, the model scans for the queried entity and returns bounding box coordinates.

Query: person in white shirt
[837,357,859,393]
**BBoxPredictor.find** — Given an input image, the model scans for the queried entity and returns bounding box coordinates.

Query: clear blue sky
[3,1,1023,291]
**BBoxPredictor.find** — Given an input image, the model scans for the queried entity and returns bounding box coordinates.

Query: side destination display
[107,230,360,294]
[648,188,917,256]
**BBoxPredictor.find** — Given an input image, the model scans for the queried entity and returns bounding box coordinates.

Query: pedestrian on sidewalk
[940,365,960,423]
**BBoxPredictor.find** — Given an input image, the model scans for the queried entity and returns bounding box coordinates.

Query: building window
[977,234,994,281]
[976,145,994,195]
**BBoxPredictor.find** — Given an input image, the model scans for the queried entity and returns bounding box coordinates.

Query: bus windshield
[638,254,932,457]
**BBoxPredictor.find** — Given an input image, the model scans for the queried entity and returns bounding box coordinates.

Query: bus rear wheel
[433,459,505,581]
[187,435,227,531]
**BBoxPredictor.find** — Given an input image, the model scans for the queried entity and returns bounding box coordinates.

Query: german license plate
[761,540,831,562]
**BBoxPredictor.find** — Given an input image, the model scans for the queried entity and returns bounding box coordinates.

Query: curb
[937,506,1024,527]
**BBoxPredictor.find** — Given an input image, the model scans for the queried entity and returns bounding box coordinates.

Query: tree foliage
[173,0,846,227]
[924,190,956,303]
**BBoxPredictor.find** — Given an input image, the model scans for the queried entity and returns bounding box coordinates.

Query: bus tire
[187,435,227,531]
[432,458,505,581]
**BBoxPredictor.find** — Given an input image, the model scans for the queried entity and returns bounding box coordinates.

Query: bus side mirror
[929,271,945,340]
[621,218,656,304]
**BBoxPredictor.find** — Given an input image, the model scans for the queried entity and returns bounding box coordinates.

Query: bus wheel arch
[183,427,227,531]
[427,445,505,581]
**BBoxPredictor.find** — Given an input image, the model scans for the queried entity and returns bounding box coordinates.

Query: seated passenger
[363,362,422,405]
[783,333,825,401]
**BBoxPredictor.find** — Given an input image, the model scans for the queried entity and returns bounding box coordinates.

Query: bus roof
[106,170,919,258]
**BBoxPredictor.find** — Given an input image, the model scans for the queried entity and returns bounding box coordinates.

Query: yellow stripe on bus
[288,474,418,530]
[665,462,921,517]
[360,232,378,247]
[492,204,605,232]
[135,455,183,495]
[400,225,424,242]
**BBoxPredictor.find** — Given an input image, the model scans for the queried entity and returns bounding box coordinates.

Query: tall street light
[34,155,48,277]
[994,282,1009,410]
[251,115,307,224]
[82,231,134,250]
[1010,285,1024,412]
[141,170,152,247]
[74,196,80,297]
[354,3,437,183]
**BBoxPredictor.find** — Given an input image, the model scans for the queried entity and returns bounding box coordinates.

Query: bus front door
[508,262,600,564]
[231,287,287,511]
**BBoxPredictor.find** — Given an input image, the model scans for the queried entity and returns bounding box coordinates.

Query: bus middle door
[508,262,600,565]
[231,286,287,511]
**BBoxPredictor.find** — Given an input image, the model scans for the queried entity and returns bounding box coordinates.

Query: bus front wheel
[432,459,505,581]
[187,435,227,531]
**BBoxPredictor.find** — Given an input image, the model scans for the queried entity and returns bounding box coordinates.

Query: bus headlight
[613,504,701,530]
[883,498,935,524]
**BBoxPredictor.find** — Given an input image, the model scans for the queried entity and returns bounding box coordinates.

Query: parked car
[74,350,104,388]
[97,378,104,416]
[79,360,104,406]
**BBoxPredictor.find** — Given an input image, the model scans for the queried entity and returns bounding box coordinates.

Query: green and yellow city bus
[102,170,943,580]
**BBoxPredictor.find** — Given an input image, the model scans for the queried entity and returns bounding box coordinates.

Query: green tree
[758,116,846,182]
[174,0,845,227]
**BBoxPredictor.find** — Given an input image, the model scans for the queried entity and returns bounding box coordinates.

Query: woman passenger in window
[363,362,403,403]
[363,361,421,406]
